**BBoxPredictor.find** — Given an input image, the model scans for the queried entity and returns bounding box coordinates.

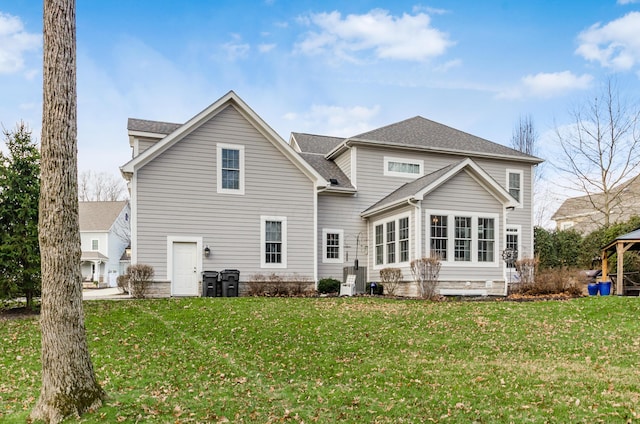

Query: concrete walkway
[82,287,129,300]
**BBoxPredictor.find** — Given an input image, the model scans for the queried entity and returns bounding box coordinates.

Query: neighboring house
[551,175,640,234]
[80,201,131,286]
[121,91,542,297]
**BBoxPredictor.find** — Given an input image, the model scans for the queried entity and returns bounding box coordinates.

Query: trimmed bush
[116,274,129,294]
[127,264,155,299]
[318,278,341,294]
[379,268,402,296]
[246,273,314,296]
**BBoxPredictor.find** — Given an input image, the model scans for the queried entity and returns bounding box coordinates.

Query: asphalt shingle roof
[79,201,128,232]
[351,116,541,162]
[292,133,344,154]
[298,153,355,190]
[127,118,182,135]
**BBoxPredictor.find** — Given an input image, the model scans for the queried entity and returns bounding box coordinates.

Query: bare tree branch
[553,78,640,228]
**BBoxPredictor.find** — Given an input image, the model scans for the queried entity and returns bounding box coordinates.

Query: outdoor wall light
[204,245,211,257]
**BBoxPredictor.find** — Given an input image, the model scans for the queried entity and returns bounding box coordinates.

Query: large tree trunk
[31,1,106,422]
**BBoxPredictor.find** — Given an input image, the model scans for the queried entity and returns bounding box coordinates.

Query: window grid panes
[386,221,396,264]
[326,232,340,260]
[477,218,495,262]
[375,225,384,265]
[91,239,98,250]
[222,148,240,190]
[430,215,447,260]
[454,216,471,261]
[265,221,282,264]
[399,217,409,263]
[509,172,521,203]
[388,161,420,174]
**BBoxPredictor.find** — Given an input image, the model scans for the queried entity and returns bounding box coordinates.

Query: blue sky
[2,1,640,223]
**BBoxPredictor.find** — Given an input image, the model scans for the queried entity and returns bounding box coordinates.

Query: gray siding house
[79,201,131,287]
[122,91,542,297]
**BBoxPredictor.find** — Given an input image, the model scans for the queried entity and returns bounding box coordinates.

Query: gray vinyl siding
[138,139,159,155]
[135,105,315,281]
[421,170,505,283]
[335,145,535,294]
[317,194,365,280]
[334,150,351,180]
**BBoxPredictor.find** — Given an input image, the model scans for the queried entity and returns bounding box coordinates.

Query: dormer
[127,118,181,158]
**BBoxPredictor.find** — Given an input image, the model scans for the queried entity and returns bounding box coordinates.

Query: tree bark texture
[31,0,106,422]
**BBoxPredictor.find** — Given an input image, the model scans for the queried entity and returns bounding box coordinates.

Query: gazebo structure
[601,228,640,295]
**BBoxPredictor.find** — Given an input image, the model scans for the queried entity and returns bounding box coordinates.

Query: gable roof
[121,91,328,188]
[328,116,542,164]
[552,174,640,221]
[361,158,517,217]
[291,133,344,154]
[79,201,128,232]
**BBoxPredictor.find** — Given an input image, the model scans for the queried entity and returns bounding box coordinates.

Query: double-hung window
[477,218,495,262]
[454,217,472,262]
[374,215,410,267]
[261,216,287,268]
[506,169,523,205]
[322,229,344,263]
[217,143,245,195]
[430,215,448,260]
[427,210,498,265]
[91,239,99,251]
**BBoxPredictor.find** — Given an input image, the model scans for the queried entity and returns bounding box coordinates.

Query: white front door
[172,242,198,296]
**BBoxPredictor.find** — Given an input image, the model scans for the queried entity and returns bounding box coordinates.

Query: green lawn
[2,296,640,423]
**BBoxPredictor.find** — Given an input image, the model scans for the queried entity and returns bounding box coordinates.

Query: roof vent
[329,178,338,185]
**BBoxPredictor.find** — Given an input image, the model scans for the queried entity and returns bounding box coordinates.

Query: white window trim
[91,239,99,251]
[217,143,245,195]
[322,228,344,264]
[505,224,521,268]
[383,156,424,178]
[425,209,500,267]
[373,213,411,270]
[560,221,574,231]
[260,216,287,269]
[506,169,523,208]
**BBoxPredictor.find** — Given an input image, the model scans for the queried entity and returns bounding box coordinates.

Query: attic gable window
[384,156,423,178]
[217,143,245,195]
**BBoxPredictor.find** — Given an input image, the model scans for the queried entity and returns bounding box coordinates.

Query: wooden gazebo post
[601,228,640,296]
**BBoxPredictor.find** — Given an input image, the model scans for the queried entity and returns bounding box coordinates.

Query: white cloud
[284,104,381,136]
[0,12,41,74]
[258,43,276,53]
[576,12,640,71]
[295,9,453,63]
[498,71,593,99]
[617,0,640,4]
[222,34,250,60]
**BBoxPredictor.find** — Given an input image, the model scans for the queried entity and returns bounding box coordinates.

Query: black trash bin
[221,269,240,297]
[202,271,220,297]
